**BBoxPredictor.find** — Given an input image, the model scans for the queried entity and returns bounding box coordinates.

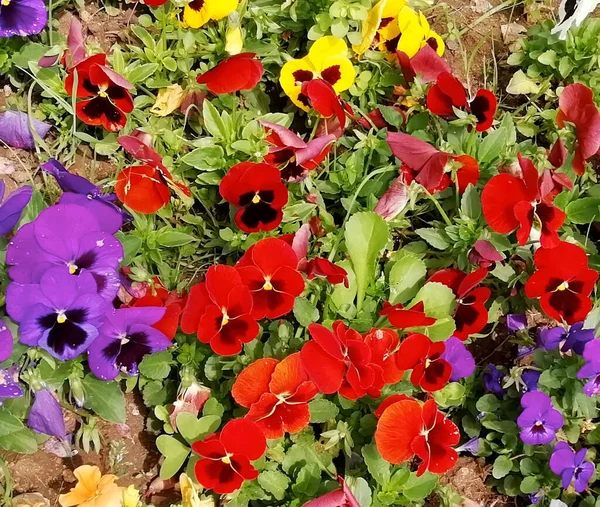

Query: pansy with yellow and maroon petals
[280,36,356,110]
[183,0,238,29]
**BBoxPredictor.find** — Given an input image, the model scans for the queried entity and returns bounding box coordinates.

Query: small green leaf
[461,184,481,219]
[362,443,390,485]
[378,105,404,129]
[0,407,24,436]
[82,375,126,424]
[492,455,513,479]
[415,228,449,250]
[156,435,190,480]
[155,231,196,247]
[139,351,172,380]
[401,472,438,501]
[520,476,540,494]
[389,256,426,305]
[566,197,600,224]
[411,282,456,318]
[177,413,221,444]
[127,63,159,84]
[308,398,339,423]
[203,100,228,139]
[293,297,320,327]
[478,127,507,164]
[0,428,38,454]
[345,212,389,311]
[258,471,290,501]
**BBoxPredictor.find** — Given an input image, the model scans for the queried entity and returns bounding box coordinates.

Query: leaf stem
[423,188,452,226]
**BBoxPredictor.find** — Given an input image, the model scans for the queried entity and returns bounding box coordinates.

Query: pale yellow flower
[225,26,244,55]
[122,485,140,507]
[59,466,123,507]
[151,84,186,117]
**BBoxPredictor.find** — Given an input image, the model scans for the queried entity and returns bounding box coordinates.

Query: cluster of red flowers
[375,395,459,476]
[180,237,346,354]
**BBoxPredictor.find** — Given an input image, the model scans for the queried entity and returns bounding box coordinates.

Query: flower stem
[423,188,452,226]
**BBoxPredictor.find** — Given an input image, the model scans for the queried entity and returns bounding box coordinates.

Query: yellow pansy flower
[122,486,140,507]
[183,0,239,29]
[59,466,123,507]
[151,84,185,117]
[225,25,243,55]
[280,35,356,110]
[394,6,445,58]
[352,0,388,56]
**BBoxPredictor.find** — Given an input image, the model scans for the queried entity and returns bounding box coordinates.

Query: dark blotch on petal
[321,65,342,86]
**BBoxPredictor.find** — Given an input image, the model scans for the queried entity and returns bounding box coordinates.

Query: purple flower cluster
[517,391,563,445]
[538,322,594,355]
[4,164,169,378]
[483,364,505,397]
[577,339,600,397]
[550,442,594,492]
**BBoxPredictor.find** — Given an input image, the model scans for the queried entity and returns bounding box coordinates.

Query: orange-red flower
[379,301,436,328]
[396,333,451,392]
[232,353,318,439]
[375,397,459,476]
[197,53,264,94]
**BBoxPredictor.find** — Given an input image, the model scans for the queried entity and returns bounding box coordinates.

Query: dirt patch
[68,149,118,182]
[7,392,173,506]
[0,147,42,195]
[57,5,137,53]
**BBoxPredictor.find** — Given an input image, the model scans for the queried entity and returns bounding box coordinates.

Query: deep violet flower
[0,111,51,148]
[7,203,123,302]
[440,336,475,382]
[529,491,544,504]
[87,307,171,380]
[506,314,527,333]
[0,365,23,401]
[456,437,479,455]
[0,182,32,236]
[550,442,595,492]
[483,364,505,397]
[577,340,600,397]
[42,159,128,234]
[517,391,563,445]
[539,323,594,355]
[27,389,66,438]
[0,0,47,37]
[521,370,541,392]
[0,319,13,362]
[7,268,107,360]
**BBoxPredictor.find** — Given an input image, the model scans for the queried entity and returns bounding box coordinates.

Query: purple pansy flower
[0,111,51,147]
[456,437,479,455]
[483,364,505,397]
[528,491,543,504]
[7,268,107,360]
[0,182,32,236]
[577,339,600,396]
[87,307,171,380]
[506,313,527,333]
[7,203,123,302]
[27,389,66,438]
[0,365,23,401]
[538,323,594,355]
[549,442,595,492]
[517,391,563,445]
[522,370,541,392]
[0,319,13,362]
[440,336,475,381]
[42,159,129,234]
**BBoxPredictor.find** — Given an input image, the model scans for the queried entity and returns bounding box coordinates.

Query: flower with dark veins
[517,391,563,445]
[0,0,47,37]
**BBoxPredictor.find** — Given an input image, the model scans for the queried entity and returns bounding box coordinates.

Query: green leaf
[492,455,513,479]
[0,407,24,436]
[362,443,390,485]
[415,228,449,250]
[258,471,290,501]
[155,230,196,247]
[156,435,190,479]
[476,394,501,413]
[461,184,481,219]
[566,197,600,224]
[0,428,38,454]
[411,282,456,318]
[308,398,339,423]
[82,375,126,424]
[520,476,540,494]
[345,212,388,311]
[179,146,225,171]
[389,256,426,305]
[506,70,540,95]
[478,127,507,164]
[177,413,221,444]
[401,472,438,501]
[116,233,142,264]
[139,351,172,380]
[378,105,404,129]
[345,476,372,507]
[293,297,320,327]
[203,100,228,139]
[127,63,159,84]
[331,260,357,310]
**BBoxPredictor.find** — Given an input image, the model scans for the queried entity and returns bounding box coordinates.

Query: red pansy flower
[305,257,349,287]
[180,265,259,355]
[375,397,459,475]
[219,162,288,233]
[548,138,568,169]
[235,237,305,319]
[524,241,598,324]
[142,0,169,7]
[65,54,134,132]
[426,72,497,132]
[397,45,451,84]
[396,333,451,392]
[379,301,436,329]
[363,328,405,395]
[482,154,566,249]
[192,418,266,494]
[197,53,264,95]
[300,321,376,400]
[428,267,491,340]
[387,132,479,194]
[373,393,412,418]
[556,84,600,175]
[232,353,318,439]
[260,121,335,182]
[301,79,347,139]
[115,135,192,214]
[468,239,504,269]
[127,277,185,339]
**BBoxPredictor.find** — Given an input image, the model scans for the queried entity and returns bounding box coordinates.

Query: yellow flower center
[222,309,230,327]
[57,312,67,324]
[98,86,108,98]
[557,281,569,291]
[252,194,261,204]
[425,358,431,368]
[68,262,78,274]
[263,279,273,291]
[1,0,10,5]
[221,456,231,464]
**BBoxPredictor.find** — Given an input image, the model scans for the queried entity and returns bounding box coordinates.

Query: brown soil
[6,393,178,507]
[0,147,42,195]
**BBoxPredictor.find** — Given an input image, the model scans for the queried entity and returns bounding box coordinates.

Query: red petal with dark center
[470,89,497,131]
[396,333,430,370]
[221,418,266,460]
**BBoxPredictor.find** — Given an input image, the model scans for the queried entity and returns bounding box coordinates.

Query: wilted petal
[0,111,51,150]
[374,176,409,220]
